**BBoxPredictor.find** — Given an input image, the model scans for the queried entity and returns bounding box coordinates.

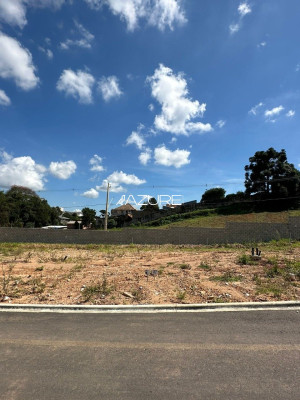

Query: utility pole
[104,181,110,231]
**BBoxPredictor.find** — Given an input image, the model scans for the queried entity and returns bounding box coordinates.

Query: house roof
[112,204,137,211]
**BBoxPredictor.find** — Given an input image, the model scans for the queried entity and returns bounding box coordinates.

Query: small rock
[245,293,250,297]
[289,273,296,282]
[225,282,229,286]
[3,296,10,301]
[122,291,135,299]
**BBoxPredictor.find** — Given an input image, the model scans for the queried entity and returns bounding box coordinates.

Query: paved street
[0,310,299,399]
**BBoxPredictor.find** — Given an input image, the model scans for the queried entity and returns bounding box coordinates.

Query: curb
[0,301,299,313]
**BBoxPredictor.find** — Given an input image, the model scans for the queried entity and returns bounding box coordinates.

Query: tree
[0,191,9,226]
[140,197,159,212]
[244,148,300,200]
[200,188,226,205]
[82,207,96,227]
[5,186,53,227]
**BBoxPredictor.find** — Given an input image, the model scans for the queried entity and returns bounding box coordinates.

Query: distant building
[111,204,137,217]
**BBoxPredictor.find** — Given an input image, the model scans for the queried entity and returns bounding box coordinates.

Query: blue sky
[0,0,299,212]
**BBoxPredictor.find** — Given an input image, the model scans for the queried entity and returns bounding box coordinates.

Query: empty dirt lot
[0,242,299,305]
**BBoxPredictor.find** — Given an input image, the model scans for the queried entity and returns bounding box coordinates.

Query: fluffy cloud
[264,106,284,118]
[98,76,123,102]
[49,161,77,179]
[249,102,264,116]
[60,21,94,50]
[0,90,11,106]
[82,188,99,198]
[238,2,252,17]
[0,0,27,29]
[0,32,39,90]
[107,170,146,185]
[84,0,186,31]
[96,170,146,193]
[89,154,104,172]
[147,64,212,135]
[286,110,295,118]
[0,0,65,29]
[139,148,152,165]
[57,69,95,104]
[154,145,190,168]
[126,130,146,150]
[229,2,252,35]
[0,151,46,191]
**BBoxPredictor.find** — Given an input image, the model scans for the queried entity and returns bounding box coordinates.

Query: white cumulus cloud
[0,0,65,29]
[147,64,212,136]
[57,69,95,104]
[154,145,190,168]
[96,170,146,193]
[0,151,46,191]
[98,76,123,102]
[126,130,146,150]
[0,0,27,29]
[89,154,104,172]
[230,2,252,35]
[84,0,186,31]
[238,2,252,17]
[108,170,146,185]
[0,90,11,106]
[82,188,99,198]
[139,148,152,165]
[49,161,77,179]
[264,106,284,118]
[60,20,94,50]
[0,32,39,90]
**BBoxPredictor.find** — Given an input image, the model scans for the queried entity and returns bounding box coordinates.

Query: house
[111,204,137,217]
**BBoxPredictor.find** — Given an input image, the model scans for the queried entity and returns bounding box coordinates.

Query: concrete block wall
[0,216,299,245]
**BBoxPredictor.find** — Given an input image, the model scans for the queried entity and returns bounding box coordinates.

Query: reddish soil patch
[1,244,299,305]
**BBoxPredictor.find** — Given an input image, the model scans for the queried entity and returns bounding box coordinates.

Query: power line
[1,176,298,193]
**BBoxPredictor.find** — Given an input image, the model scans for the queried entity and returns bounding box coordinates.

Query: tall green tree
[140,197,159,212]
[244,148,300,200]
[5,186,53,227]
[200,188,226,205]
[81,207,96,227]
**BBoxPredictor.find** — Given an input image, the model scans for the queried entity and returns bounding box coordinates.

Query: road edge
[0,301,300,313]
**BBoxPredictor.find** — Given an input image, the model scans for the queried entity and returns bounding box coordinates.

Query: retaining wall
[0,216,299,245]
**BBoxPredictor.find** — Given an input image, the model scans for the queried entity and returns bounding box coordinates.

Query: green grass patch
[197,262,211,270]
[210,271,242,282]
[81,275,113,302]
[179,263,191,270]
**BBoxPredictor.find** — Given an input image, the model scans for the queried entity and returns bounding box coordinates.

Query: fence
[0,216,299,245]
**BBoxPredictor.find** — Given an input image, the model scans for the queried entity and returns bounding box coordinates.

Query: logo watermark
[116,195,183,207]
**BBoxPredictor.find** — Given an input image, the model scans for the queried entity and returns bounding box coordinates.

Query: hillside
[147,210,300,229]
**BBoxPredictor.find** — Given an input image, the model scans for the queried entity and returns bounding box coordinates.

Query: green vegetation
[179,263,191,270]
[197,262,211,270]
[176,290,186,301]
[210,271,242,282]
[0,186,61,228]
[81,275,113,302]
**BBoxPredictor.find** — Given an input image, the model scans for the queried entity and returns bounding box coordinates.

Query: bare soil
[0,243,299,305]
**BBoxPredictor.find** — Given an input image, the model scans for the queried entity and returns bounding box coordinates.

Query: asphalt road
[0,310,299,400]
